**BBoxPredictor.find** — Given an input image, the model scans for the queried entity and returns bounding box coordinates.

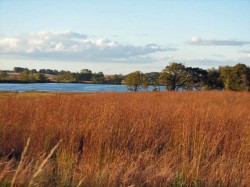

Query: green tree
[159,63,189,91]
[31,69,38,73]
[18,70,48,82]
[206,68,224,90]
[219,64,250,91]
[125,71,145,92]
[185,67,208,90]
[56,71,78,82]
[79,69,93,81]
[0,71,8,80]
[142,74,150,90]
[145,72,160,90]
[14,67,29,73]
[106,74,123,85]
[19,70,30,81]
[34,73,47,82]
[92,72,105,83]
[233,63,250,91]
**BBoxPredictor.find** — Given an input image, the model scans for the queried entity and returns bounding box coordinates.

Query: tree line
[0,67,123,84]
[0,63,249,91]
[124,63,250,91]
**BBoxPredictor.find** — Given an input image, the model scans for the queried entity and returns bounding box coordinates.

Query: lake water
[0,83,165,92]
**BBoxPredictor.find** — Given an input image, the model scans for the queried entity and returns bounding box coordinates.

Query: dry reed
[0,91,249,186]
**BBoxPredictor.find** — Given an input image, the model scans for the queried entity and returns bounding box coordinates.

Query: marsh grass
[0,91,249,186]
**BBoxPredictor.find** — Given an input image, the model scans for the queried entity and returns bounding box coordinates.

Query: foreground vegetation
[0,91,249,186]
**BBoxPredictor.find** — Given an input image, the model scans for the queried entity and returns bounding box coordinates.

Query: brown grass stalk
[0,91,249,186]
[10,137,30,187]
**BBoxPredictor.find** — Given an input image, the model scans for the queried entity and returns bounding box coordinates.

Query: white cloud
[187,36,250,46]
[183,57,250,69]
[0,31,176,61]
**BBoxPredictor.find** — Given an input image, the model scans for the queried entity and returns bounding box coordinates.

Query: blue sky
[0,0,250,74]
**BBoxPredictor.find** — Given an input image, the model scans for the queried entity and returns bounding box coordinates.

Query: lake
[0,83,165,92]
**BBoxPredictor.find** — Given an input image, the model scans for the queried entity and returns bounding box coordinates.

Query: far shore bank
[0,80,125,85]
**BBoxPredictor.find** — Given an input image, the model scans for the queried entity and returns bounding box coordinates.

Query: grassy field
[0,91,249,186]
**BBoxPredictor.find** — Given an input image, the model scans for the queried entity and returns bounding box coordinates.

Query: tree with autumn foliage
[125,71,145,92]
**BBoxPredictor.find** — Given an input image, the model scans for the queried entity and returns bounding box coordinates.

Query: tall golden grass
[0,91,249,186]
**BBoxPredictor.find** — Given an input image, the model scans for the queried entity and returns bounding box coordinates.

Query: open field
[0,91,249,186]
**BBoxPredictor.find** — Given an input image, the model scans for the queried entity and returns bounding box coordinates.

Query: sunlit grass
[0,91,249,186]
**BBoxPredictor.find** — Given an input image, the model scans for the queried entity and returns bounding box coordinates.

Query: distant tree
[78,69,93,81]
[92,72,105,83]
[159,63,189,91]
[142,74,149,90]
[232,64,250,91]
[39,69,46,74]
[39,69,58,75]
[56,71,78,82]
[0,71,8,80]
[205,68,224,90]
[145,72,160,88]
[185,67,208,90]
[18,70,47,82]
[71,73,80,82]
[125,71,145,92]
[19,70,30,81]
[106,74,123,85]
[219,64,250,91]
[34,73,47,82]
[46,69,54,74]
[14,67,29,73]
[31,69,38,73]
[53,70,59,75]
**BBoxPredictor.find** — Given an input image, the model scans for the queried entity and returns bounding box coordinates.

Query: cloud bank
[183,57,250,69]
[187,36,250,46]
[0,31,176,61]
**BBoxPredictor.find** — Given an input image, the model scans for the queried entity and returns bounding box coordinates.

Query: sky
[0,0,250,74]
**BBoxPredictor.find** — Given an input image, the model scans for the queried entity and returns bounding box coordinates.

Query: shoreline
[0,80,125,85]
